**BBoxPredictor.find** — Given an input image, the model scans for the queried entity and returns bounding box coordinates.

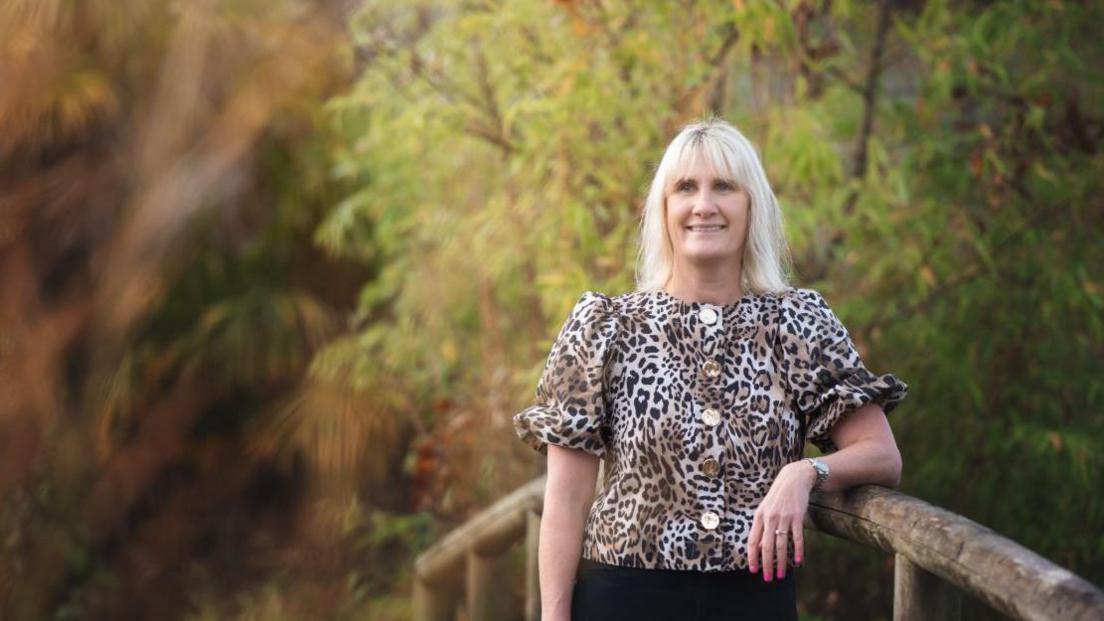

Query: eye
[675,180,696,193]
[715,181,736,191]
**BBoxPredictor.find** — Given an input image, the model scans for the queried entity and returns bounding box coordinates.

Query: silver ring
[774,529,787,536]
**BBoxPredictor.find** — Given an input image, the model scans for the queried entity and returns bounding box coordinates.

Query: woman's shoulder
[572,288,651,315]
[567,289,618,320]
[776,286,849,341]
[778,285,827,307]
[554,290,622,343]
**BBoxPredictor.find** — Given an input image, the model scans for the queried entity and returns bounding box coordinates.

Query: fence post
[525,509,541,620]
[893,552,961,621]
[413,575,458,621]
[466,550,512,621]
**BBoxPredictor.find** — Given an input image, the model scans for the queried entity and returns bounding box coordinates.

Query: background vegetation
[1,0,1100,619]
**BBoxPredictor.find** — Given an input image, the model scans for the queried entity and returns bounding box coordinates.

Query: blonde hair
[634,116,793,296]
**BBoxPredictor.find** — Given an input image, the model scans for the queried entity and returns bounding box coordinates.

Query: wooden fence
[412,476,1104,620]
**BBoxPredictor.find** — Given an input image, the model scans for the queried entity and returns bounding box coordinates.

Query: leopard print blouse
[513,287,908,572]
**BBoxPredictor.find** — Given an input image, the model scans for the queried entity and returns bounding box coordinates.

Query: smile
[686,225,725,232]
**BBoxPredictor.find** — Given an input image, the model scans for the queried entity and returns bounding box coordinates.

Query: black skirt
[571,557,798,621]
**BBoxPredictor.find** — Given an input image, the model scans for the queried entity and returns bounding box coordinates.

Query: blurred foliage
[0,0,1100,619]
[0,0,416,618]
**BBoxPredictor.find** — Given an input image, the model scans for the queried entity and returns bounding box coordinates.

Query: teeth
[689,225,724,231]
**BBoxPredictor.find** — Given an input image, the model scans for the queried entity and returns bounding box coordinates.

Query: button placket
[694,304,728,538]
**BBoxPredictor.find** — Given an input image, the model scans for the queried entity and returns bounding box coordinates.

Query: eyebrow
[672,176,738,186]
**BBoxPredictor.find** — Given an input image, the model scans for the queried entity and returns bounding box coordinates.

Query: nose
[693,190,719,216]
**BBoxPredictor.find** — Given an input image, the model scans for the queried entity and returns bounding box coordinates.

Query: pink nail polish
[795,556,802,565]
[777,569,785,579]
[764,573,772,582]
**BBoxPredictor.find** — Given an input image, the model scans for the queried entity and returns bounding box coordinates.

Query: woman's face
[664,156,750,268]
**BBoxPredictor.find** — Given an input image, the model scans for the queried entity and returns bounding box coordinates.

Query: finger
[747,511,761,571]
[775,522,788,578]
[792,520,805,566]
[760,516,775,580]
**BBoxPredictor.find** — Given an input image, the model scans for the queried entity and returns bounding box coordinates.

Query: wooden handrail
[412,476,1104,620]
[809,486,1103,620]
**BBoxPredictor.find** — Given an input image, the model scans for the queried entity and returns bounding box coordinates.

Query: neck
[665,262,745,305]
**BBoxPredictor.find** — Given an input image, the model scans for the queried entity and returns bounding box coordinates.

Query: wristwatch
[805,458,829,492]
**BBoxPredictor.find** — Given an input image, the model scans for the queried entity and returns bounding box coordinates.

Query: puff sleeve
[779,288,909,454]
[512,291,618,459]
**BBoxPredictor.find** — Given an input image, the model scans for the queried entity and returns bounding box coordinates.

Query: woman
[513,117,908,621]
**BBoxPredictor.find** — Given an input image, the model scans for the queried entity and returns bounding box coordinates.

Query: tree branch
[804,0,893,283]
[850,0,893,183]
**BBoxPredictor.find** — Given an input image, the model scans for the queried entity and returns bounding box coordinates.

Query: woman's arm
[539,445,600,621]
[813,402,903,491]
[748,403,902,581]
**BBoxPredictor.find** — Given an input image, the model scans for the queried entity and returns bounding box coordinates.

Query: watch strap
[805,457,829,492]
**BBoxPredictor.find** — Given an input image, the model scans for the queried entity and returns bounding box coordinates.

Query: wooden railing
[412,475,1104,620]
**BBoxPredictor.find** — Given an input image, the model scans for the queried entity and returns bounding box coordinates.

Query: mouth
[686,225,726,232]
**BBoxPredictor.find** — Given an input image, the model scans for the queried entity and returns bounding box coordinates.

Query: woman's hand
[746,460,817,582]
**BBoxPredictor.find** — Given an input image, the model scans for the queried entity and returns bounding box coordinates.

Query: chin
[681,249,741,264]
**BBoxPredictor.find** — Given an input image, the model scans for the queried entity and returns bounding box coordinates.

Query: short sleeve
[779,288,909,454]
[512,291,618,459]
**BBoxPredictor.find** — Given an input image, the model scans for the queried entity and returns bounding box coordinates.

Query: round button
[701,408,721,426]
[699,307,718,325]
[700,511,720,530]
[702,457,721,477]
[702,359,722,379]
